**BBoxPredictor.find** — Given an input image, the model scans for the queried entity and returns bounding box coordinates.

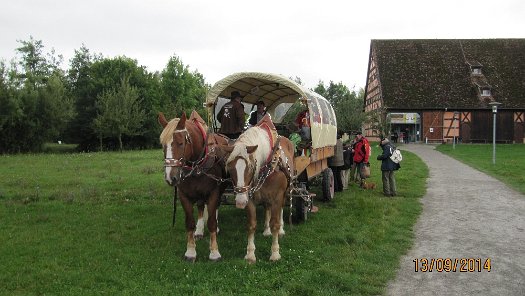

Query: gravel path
[386,144,525,296]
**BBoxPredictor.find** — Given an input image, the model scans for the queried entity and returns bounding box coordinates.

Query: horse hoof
[184,256,196,263]
[194,234,204,240]
[209,256,222,262]
[262,229,271,236]
[244,255,256,264]
[209,251,222,261]
[270,254,281,262]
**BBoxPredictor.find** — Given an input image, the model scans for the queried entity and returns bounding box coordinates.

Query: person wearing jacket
[351,131,370,187]
[217,91,245,139]
[248,100,269,126]
[377,137,400,197]
[328,133,344,192]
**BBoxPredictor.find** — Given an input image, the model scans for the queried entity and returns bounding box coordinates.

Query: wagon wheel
[321,168,334,201]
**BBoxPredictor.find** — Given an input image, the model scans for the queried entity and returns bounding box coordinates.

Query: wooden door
[443,111,460,143]
[422,111,443,141]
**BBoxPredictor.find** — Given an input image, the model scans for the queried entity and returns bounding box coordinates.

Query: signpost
[488,102,501,165]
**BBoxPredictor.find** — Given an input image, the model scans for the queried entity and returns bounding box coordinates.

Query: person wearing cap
[377,136,400,197]
[248,100,270,126]
[351,131,370,187]
[217,91,246,139]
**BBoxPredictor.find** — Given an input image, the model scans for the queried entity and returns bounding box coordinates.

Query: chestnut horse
[218,117,295,263]
[159,111,228,262]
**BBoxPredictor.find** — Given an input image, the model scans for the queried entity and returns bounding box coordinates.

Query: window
[481,89,491,96]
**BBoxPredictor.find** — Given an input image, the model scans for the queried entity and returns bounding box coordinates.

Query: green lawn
[436,144,525,194]
[0,147,428,295]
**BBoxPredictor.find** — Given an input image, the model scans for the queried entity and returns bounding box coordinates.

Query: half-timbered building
[364,39,525,144]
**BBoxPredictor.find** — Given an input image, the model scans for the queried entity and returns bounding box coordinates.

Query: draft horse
[218,116,295,263]
[159,111,228,262]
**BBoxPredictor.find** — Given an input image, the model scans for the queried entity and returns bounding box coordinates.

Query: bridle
[231,136,285,198]
[164,125,230,185]
[164,128,193,169]
[232,156,258,195]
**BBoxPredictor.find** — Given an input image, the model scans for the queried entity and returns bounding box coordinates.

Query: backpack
[390,147,403,164]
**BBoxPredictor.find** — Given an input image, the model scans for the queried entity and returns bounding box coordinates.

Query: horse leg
[269,199,283,262]
[244,201,257,264]
[216,208,220,234]
[263,207,271,236]
[179,195,197,262]
[279,208,285,236]
[195,203,207,240]
[207,192,221,261]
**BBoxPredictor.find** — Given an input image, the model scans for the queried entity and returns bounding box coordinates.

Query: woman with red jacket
[351,131,370,186]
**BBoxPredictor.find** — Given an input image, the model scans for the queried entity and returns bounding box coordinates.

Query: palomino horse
[218,116,295,263]
[159,111,228,262]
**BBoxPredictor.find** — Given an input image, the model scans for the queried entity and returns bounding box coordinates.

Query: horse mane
[226,126,272,178]
[159,118,180,145]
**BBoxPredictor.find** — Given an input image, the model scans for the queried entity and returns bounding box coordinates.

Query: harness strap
[258,122,276,164]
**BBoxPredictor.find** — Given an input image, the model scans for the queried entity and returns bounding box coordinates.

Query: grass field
[436,144,525,195]
[0,146,428,295]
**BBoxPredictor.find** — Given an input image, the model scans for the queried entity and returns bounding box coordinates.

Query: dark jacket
[217,100,245,134]
[248,110,267,126]
[377,141,400,171]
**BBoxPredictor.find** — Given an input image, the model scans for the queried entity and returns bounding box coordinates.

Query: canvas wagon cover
[205,72,337,149]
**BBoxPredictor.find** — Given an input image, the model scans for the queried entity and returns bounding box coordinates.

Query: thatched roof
[369,39,525,110]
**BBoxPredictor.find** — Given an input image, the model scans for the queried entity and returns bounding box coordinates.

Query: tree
[93,77,146,151]
[15,36,52,90]
[39,72,75,141]
[69,55,159,151]
[160,55,208,118]
[0,37,73,153]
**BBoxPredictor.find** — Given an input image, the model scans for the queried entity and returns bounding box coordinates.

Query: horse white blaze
[165,140,174,184]
[234,159,249,209]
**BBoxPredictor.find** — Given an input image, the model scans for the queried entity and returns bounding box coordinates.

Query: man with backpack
[377,136,401,197]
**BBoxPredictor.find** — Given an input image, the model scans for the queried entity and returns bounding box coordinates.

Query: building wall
[420,110,518,143]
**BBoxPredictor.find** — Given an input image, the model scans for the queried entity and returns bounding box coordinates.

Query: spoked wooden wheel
[321,168,334,201]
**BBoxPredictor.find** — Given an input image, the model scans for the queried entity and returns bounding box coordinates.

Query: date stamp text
[413,258,491,272]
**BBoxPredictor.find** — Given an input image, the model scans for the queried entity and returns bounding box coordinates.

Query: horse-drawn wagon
[205,72,338,221]
[159,72,338,262]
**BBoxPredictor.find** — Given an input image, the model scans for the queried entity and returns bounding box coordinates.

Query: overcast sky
[1,0,524,90]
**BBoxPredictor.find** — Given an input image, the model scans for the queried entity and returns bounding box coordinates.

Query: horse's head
[219,143,258,209]
[159,112,194,185]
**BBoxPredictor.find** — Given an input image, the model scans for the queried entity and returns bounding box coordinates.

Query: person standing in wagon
[217,91,246,139]
[248,100,269,127]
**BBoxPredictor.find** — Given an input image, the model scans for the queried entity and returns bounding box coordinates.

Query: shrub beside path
[386,144,525,296]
